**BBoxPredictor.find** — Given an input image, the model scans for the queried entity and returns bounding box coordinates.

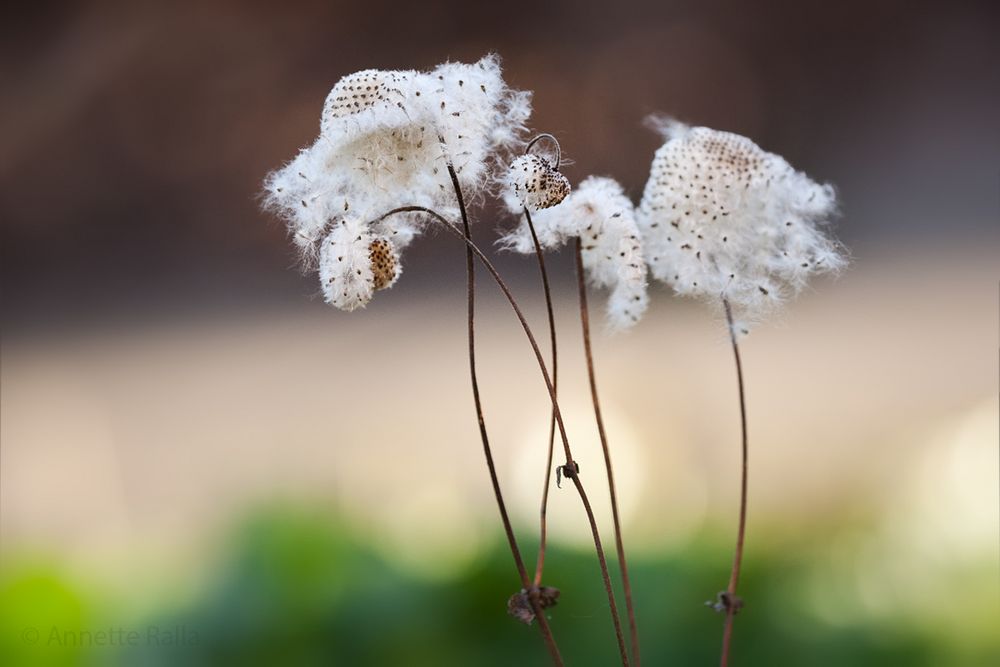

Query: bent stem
[374,204,631,667]
[523,207,559,589]
[525,132,562,168]
[719,298,749,667]
[445,164,563,666]
[575,239,642,666]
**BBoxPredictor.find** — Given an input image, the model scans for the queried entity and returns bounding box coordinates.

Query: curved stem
[523,208,559,589]
[719,298,749,667]
[525,133,562,169]
[374,204,631,666]
[575,239,642,666]
[444,166,563,666]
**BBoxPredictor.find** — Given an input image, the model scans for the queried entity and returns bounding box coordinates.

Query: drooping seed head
[263,55,532,311]
[506,154,571,211]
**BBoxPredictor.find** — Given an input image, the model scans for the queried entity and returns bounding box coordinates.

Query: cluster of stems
[369,135,751,667]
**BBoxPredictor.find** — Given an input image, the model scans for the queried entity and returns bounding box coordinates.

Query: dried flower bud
[707,590,744,614]
[368,236,399,290]
[507,586,561,625]
[507,154,571,211]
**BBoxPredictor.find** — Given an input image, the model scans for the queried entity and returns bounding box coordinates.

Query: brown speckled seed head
[369,237,398,290]
[509,154,571,211]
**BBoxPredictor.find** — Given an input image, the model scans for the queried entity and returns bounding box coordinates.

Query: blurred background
[1,1,998,665]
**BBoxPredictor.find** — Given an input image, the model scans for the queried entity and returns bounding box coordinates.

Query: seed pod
[508,154,571,211]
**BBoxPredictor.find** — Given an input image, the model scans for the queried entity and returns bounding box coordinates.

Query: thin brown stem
[719,298,749,667]
[443,166,563,666]
[523,208,559,589]
[575,239,642,666]
[374,204,631,666]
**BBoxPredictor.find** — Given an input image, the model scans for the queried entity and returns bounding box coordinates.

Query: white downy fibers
[637,118,846,331]
[502,175,648,331]
[264,55,531,310]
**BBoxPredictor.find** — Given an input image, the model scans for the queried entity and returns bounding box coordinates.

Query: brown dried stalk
[444,164,563,665]
[718,297,749,667]
[521,133,560,590]
[522,206,558,589]
[575,238,642,665]
[373,203,631,667]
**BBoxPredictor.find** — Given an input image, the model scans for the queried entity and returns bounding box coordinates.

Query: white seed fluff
[319,216,376,311]
[637,118,846,328]
[506,154,571,211]
[502,176,649,331]
[263,55,531,310]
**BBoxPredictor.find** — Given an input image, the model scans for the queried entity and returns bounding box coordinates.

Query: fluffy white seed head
[501,176,649,331]
[637,118,846,327]
[506,154,571,211]
[263,55,531,310]
[421,56,532,197]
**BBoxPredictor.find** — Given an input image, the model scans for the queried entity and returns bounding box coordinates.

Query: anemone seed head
[506,154,571,212]
[637,118,846,327]
[263,55,531,311]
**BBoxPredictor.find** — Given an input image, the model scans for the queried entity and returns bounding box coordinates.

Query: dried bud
[507,154,570,211]
[507,586,561,625]
[706,590,744,614]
